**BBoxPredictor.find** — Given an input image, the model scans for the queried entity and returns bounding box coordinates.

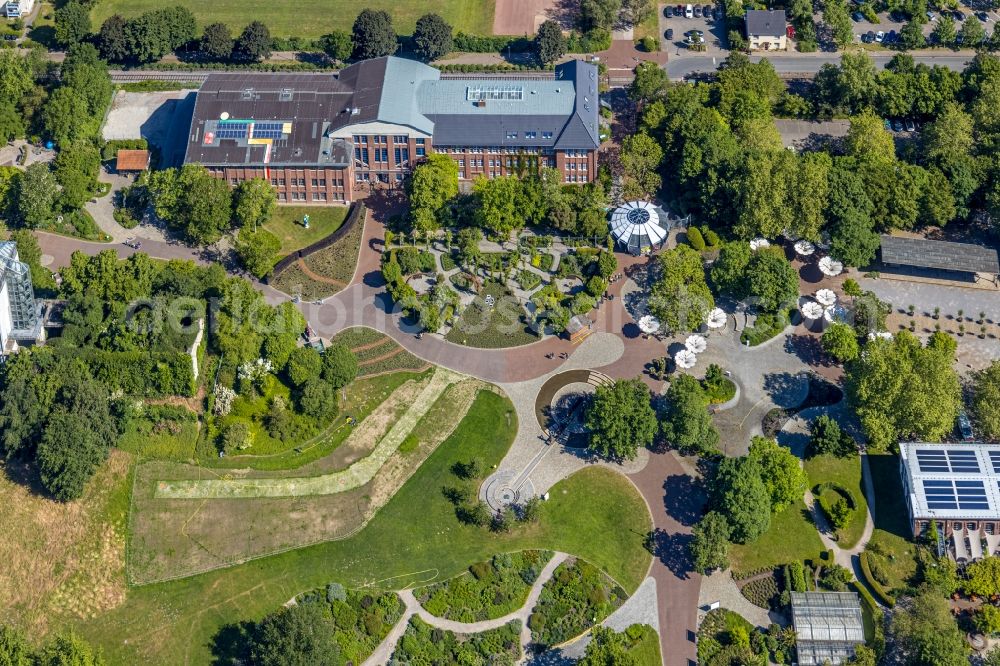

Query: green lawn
[626,624,663,666]
[730,501,824,575]
[804,454,870,549]
[865,453,919,594]
[263,206,348,259]
[90,0,494,39]
[79,391,652,663]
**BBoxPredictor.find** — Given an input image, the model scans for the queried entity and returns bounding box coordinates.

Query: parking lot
[845,3,999,46]
[658,3,729,53]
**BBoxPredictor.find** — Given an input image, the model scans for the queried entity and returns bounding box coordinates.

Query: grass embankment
[83,390,651,663]
[805,453,870,549]
[91,0,494,39]
[864,453,918,593]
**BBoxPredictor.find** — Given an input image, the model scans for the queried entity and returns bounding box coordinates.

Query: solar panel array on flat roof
[922,479,990,511]
[252,122,285,139]
[990,451,1000,474]
[916,448,981,473]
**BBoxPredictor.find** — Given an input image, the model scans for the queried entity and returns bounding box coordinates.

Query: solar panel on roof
[990,452,1000,474]
[466,85,524,101]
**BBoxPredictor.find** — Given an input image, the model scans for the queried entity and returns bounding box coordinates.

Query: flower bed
[739,573,781,610]
[444,281,539,349]
[528,558,626,648]
[292,585,404,664]
[516,269,542,292]
[391,616,521,664]
[415,551,552,622]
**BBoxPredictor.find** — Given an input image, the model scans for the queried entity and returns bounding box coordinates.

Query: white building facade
[0,241,40,354]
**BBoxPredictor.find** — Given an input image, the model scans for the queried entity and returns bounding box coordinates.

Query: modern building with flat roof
[791,591,865,666]
[899,441,1000,561]
[183,56,600,204]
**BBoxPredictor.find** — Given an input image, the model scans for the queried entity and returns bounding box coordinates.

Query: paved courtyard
[102,90,196,168]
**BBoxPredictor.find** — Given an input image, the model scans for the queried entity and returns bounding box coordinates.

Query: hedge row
[851,581,886,655]
[102,138,148,161]
[453,32,533,53]
[55,347,194,397]
[859,552,896,608]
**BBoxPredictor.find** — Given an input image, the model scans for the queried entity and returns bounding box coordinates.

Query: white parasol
[707,307,727,329]
[815,289,838,307]
[638,315,661,335]
[674,349,697,369]
[685,334,707,354]
[801,301,824,320]
[794,240,816,256]
[868,330,893,341]
[819,256,844,277]
[750,238,770,251]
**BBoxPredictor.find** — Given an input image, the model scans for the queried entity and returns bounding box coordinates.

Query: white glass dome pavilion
[609,201,668,255]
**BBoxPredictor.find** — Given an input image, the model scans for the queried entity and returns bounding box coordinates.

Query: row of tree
[627,51,1000,267]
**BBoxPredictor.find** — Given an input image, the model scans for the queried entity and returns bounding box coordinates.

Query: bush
[702,227,720,247]
[741,310,791,346]
[101,138,148,161]
[687,226,706,251]
[453,32,532,53]
[113,207,139,229]
[639,35,657,52]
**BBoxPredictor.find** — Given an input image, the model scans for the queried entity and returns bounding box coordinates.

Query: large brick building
[183,56,601,205]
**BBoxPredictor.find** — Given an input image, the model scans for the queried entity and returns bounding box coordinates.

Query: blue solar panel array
[989,451,1000,474]
[915,449,981,474]
[922,479,990,510]
[252,122,285,139]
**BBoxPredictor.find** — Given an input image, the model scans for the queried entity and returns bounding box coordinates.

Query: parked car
[927,10,936,20]
[666,28,674,39]
[977,11,989,21]
[892,119,904,132]
[694,4,703,16]
[886,29,897,43]
[905,119,916,132]
[685,4,694,18]
[958,411,974,440]
[863,30,876,42]
[853,11,865,21]
[676,4,685,16]
[954,9,966,20]
[875,30,885,42]
[703,5,713,20]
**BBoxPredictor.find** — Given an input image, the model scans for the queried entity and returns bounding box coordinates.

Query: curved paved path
[34,211,701,665]
[362,552,570,666]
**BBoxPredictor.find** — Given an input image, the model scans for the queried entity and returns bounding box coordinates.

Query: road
[666,51,978,78]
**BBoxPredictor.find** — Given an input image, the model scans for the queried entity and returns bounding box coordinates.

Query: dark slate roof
[183,72,363,167]
[184,57,600,168]
[745,10,787,37]
[881,235,1000,274]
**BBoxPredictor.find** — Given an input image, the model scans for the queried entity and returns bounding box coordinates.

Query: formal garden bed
[444,280,540,348]
[392,616,521,664]
[740,308,795,347]
[415,550,553,622]
[270,210,364,298]
[528,558,627,648]
[702,364,737,404]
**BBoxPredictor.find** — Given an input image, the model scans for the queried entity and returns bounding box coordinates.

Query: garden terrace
[83,390,651,664]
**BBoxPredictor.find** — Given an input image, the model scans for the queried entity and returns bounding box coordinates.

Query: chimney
[474,100,486,108]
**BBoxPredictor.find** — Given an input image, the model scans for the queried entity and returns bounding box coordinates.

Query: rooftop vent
[474,99,486,108]
[279,88,293,101]
[350,107,360,115]
[241,88,254,100]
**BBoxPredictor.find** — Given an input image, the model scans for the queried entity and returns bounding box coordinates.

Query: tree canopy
[660,373,719,456]
[847,331,961,450]
[535,20,566,65]
[650,245,714,333]
[584,378,658,462]
[408,154,458,231]
[972,361,1000,441]
[691,511,731,573]
[250,601,341,666]
[711,456,772,543]
[147,165,233,244]
[413,14,453,61]
[748,436,807,513]
[352,9,397,60]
